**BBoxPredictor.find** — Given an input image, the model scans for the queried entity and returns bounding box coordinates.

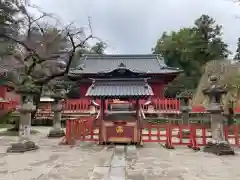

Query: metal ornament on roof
[118,62,126,68]
[118,62,126,74]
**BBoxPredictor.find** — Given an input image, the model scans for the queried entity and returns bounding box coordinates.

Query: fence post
[188,125,200,151]
[164,125,174,149]
[202,75,234,155]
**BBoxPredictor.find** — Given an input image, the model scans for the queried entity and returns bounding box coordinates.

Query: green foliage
[153,14,230,97]
[90,42,106,54]
[234,38,240,60]
[70,42,106,69]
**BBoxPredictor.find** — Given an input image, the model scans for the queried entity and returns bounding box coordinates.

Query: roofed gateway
[68,54,182,145]
[86,78,154,98]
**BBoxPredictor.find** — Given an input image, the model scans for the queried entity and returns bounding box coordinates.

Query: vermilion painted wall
[150,83,164,98]
[0,86,7,99]
[0,85,20,102]
[80,84,91,97]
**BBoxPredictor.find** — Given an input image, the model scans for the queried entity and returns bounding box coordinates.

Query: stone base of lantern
[7,140,39,153]
[48,128,65,138]
[203,141,235,156]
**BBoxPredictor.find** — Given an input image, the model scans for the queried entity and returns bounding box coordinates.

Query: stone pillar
[203,76,235,155]
[48,99,65,138]
[7,96,39,153]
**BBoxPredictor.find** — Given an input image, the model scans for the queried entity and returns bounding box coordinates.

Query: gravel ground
[0,127,239,180]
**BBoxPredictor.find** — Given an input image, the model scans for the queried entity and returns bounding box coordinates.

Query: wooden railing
[0,101,18,113]
[4,97,240,114]
[140,98,180,112]
[35,98,181,113]
[62,99,91,112]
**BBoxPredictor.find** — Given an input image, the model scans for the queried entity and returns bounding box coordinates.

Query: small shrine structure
[68,54,181,144]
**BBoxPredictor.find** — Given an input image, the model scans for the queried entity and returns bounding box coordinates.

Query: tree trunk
[31,86,43,120]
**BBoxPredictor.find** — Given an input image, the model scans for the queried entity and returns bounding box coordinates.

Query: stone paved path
[0,127,240,180]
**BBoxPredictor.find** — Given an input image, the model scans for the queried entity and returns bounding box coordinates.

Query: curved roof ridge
[83,54,160,60]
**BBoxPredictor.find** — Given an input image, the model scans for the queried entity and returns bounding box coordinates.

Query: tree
[153,14,230,97]
[193,14,230,61]
[0,0,20,57]
[67,42,106,98]
[234,38,240,60]
[0,1,101,130]
[90,42,106,54]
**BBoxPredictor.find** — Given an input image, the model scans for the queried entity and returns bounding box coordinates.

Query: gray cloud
[31,0,240,55]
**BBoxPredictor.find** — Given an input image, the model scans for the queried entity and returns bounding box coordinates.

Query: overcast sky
[31,0,240,55]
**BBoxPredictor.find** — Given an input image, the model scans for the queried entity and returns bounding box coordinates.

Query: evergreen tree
[234,38,240,60]
[153,14,230,97]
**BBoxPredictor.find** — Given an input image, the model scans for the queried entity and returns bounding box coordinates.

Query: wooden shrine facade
[85,78,153,144]
[67,54,182,144]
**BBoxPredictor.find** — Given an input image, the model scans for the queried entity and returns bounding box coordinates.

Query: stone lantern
[7,81,40,152]
[177,91,192,125]
[47,84,66,138]
[202,75,235,155]
[176,91,192,137]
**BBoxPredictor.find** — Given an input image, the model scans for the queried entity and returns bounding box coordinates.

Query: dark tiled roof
[86,78,154,97]
[69,54,181,75]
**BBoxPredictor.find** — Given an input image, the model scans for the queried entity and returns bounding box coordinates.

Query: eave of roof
[68,54,182,76]
[85,78,154,97]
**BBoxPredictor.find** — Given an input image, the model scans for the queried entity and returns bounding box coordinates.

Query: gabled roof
[86,78,153,97]
[69,54,181,75]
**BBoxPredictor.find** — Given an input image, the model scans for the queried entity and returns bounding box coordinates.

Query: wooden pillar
[136,98,141,143]
[99,98,105,143]
[105,100,108,112]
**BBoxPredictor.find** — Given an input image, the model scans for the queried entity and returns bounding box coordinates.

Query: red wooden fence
[37,98,181,113]
[61,119,240,148]
[0,101,18,113]
[3,97,240,115]
[142,123,240,147]
[60,116,98,144]
[62,99,91,112]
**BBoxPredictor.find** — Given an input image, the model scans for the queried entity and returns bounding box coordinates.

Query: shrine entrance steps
[60,119,240,149]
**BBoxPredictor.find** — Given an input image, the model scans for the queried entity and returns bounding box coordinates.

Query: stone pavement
[0,127,240,180]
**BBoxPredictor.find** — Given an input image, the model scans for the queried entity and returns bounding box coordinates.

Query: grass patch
[0,123,12,129]
[0,129,39,136]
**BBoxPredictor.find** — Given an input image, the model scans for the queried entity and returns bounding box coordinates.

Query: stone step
[108,146,126,180]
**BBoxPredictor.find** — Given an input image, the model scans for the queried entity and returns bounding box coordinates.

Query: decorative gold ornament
[116,126,124,133]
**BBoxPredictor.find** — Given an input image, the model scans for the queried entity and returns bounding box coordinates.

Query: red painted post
[234,125,239,147]
[165,125,174,149]
[105,100,108,112]
[223,125,228,142]
[149,126,151,141]
[179,125,183,144]
[189,125,200,150]
[202,127,207,145]
[157,126,161,141]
